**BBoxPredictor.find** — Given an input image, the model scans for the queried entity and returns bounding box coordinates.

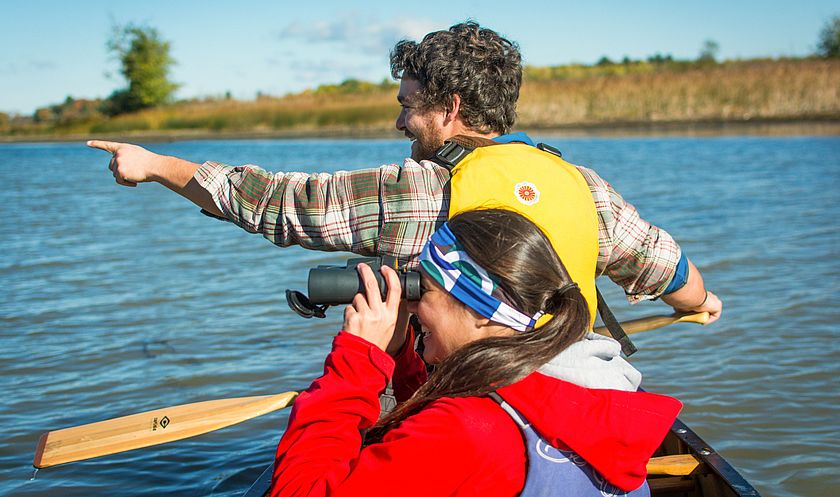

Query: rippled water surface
[1,136,838,497]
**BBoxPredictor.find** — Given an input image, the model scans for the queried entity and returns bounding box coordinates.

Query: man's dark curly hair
[390,22,522,135]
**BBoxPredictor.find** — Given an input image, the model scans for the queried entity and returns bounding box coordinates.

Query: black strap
[536,142,563,158]
[431,141,474,170]
[596,287,637,356]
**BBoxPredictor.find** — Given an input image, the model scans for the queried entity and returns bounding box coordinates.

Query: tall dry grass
[517,59,840,126]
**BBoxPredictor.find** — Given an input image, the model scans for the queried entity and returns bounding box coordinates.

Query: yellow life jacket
[435,136,600,325]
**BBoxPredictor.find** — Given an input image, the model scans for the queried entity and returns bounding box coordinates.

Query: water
[1,136,838,496]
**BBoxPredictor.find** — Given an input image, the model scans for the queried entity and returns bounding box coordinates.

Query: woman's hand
[343,264,402,352]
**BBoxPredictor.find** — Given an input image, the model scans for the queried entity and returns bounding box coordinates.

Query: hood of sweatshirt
[496,333,682,491]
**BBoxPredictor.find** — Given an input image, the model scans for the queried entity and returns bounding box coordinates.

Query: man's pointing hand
[87,140,162,187]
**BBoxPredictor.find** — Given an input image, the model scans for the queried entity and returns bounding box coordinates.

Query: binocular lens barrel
[307,267,421,305]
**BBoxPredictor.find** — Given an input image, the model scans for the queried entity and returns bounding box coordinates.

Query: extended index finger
[86,140,121,153]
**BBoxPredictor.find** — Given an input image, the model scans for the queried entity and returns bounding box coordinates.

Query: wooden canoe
[241,417,761,497]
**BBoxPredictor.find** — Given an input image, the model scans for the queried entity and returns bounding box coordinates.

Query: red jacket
[271,330,681,497]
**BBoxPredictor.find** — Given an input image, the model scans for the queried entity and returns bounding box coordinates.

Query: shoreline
[1,119,838,144]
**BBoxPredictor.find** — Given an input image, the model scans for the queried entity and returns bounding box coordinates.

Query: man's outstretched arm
[87,139,408,256]
[87,140,223,217]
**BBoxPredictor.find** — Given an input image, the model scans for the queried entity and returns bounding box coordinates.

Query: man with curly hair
[390,23,522,160]
[88,22,722,323]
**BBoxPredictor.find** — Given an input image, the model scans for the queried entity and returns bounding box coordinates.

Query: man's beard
[409,122,445,161]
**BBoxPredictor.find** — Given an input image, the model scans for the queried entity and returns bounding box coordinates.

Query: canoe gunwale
[656,418,761,497]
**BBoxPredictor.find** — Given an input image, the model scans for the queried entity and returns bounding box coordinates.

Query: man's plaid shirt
[195,158,681,303]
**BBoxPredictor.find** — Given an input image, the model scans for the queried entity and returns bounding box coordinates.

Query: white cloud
[278,14,439,56]
[287,58,383,86]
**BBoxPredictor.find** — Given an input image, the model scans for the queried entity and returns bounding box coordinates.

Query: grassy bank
[518,58,840,127]
[2,58,838,140]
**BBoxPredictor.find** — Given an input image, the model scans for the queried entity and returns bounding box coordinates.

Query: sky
[1,0,837,115]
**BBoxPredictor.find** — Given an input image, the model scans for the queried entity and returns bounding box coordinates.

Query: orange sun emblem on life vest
[514,181,540,206]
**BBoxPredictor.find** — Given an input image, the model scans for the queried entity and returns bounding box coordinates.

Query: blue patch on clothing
[493,132,535,146]
[663,252,689,294]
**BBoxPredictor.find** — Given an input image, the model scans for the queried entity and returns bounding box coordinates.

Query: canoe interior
[649,418,760,497]
[243,418,761,497]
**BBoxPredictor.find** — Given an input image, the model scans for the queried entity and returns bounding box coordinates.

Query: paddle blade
[34,391,297,469]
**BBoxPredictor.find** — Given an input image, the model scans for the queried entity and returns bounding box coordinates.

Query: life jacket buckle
[433,141,473,170]
[536,143,563,158]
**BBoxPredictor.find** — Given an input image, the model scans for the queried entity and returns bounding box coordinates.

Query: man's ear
[444,94,462,125]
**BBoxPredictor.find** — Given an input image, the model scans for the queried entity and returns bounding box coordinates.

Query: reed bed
[518,59,840,126]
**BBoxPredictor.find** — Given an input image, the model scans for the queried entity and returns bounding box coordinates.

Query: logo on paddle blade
[152,415,171,431]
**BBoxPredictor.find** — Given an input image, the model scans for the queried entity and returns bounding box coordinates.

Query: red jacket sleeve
[270,331,524,497]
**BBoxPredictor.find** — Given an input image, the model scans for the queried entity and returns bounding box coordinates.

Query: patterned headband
[418,222,548,332]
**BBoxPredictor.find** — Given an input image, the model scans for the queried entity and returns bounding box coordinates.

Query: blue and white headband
[418,222,548,332]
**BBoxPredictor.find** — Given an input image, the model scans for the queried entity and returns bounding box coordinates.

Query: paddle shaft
[594,311,708,336]
[34,391,297,469]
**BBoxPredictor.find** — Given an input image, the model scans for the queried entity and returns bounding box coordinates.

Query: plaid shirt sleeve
[193,159,450,265]
[193,159,678,302]
[577,166,682,303]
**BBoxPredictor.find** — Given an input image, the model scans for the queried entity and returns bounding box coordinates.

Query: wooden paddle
[34,312,707,469]
[595,311,709,336]
[33,391,297,469]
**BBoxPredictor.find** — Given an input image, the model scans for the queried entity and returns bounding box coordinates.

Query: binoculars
[286,256,422,318]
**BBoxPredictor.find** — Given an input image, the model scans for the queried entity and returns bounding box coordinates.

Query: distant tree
[0,112,9,131]
[313,78,397,95]
[34,107,57,124]
[596,56,614,66]
[817,15,840,57]
[698,39,720,63]
[52,96,103,124]
[647,52,673,64]
[378,78,398,90]
[103,24,179,115]
[621,56,631,65]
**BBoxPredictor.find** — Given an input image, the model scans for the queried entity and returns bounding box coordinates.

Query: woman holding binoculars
[269,208,681,497]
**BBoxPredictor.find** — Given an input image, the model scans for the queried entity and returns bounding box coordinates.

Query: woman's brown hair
[366,208,590,443]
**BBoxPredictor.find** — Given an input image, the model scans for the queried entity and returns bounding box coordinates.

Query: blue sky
[1,0,837,115]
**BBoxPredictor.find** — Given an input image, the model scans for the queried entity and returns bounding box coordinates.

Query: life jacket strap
[596,288,637,356]
[536,142,563,158]
[430,134,503,169]
[432,141,474,170]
